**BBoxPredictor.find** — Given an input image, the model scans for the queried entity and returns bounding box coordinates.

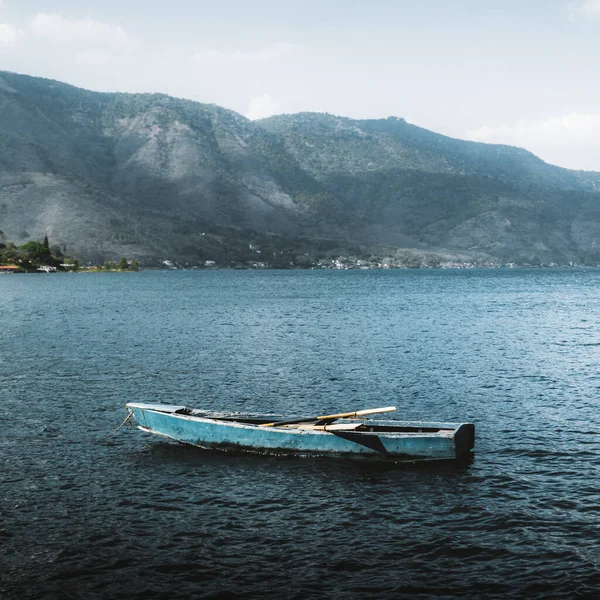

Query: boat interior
[172,408,457,433]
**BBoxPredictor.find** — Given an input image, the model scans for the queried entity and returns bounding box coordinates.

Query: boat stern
[454,423,475,458]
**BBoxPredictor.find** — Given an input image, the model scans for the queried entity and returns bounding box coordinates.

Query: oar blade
[353,406,396,417]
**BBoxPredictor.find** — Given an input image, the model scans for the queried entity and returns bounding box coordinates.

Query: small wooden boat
[125,403,475,462]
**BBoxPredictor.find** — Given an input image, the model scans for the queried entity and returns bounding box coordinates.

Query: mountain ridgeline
[2,70,600,266]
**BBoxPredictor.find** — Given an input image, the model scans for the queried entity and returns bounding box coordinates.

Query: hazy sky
[1,0,600,170]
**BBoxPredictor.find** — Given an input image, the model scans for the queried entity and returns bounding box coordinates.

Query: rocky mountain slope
[2,70,600,264]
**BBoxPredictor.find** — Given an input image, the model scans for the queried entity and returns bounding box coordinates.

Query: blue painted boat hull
[126,403,475,462]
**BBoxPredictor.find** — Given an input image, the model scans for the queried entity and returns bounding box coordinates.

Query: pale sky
[1,0,600,171]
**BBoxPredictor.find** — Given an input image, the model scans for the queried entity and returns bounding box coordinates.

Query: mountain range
[2,69,600,265]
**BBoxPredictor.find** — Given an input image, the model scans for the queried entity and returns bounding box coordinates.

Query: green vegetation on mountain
[0,232,79,270]
[0,230,141,272]
[2,70,600,266]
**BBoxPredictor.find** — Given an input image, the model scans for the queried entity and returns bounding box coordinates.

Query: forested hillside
[2,70,600,265]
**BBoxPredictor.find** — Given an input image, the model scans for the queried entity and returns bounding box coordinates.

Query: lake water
[1,269,599,599]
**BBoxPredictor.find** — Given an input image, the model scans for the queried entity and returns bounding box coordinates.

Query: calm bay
[1,269,599,599]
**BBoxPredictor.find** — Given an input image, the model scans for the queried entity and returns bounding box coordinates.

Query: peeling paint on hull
[127,403,475,462]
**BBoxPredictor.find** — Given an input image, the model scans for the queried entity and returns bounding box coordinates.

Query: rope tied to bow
[100,411,134,441]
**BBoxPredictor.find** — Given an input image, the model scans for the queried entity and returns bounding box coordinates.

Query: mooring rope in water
[100,412,133,441]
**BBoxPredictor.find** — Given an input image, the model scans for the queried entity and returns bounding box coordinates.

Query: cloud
[0,3,23,49]
[466,113,600,170]
[569,0,600,18]
[245,94,280,120]
[467,113,600,143]
[576,0,600,15]
[31,13,135,50]
[193,43,301,66]
[0,22,20,47]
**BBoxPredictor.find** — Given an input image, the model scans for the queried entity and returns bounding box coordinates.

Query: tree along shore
[0,233,139,272]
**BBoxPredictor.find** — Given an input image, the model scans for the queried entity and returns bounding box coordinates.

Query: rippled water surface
[1,269,599,599]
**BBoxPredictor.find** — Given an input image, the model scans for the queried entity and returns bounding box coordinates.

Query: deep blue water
[1,268,599,599]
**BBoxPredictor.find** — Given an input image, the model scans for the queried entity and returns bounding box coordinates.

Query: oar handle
[260,406,396,428]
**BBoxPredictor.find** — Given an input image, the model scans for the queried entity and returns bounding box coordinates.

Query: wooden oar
[289,422,365,431]
[260,406,396,428]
